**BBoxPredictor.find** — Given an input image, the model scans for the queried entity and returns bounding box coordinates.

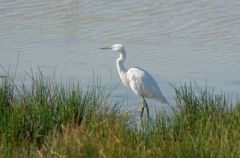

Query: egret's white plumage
[101,44,168,119]
[126,67,168,103]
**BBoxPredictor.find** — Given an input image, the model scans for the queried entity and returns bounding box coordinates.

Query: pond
[0,0,240,112]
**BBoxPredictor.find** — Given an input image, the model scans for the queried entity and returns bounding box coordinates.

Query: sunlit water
[0,0,240,114]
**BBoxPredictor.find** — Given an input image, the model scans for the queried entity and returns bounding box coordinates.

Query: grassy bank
[0,74,239,157]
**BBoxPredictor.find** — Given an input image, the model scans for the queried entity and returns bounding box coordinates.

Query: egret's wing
[127,67,167,104]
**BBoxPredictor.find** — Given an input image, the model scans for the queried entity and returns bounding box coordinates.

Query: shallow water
[0,0,240,112]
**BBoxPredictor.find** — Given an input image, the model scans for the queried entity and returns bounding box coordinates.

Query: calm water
[0,0,240,112]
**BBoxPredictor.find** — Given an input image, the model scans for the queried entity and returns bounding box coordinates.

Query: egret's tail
[157,95,177,113]
[157,94,168,105]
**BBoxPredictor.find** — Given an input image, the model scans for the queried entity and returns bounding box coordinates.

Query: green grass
[0,74,239,158]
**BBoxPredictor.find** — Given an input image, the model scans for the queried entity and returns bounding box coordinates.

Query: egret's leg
[143,97,149,120]
[141,99,145,129]
[141,99,145,119]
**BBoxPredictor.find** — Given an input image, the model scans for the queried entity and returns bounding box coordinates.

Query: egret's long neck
[116,50,127,76]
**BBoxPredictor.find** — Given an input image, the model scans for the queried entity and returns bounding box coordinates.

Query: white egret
[101,44,168,119]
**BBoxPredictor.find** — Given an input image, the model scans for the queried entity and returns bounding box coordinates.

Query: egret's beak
[100,47,111,49]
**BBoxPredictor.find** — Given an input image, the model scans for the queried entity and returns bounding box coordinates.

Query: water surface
[1,0,240,112]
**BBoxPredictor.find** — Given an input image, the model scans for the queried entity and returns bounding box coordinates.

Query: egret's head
[111,44,124,52]
[101,44,125,53]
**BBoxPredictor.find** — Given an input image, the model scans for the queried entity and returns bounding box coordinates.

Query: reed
[0,74,239,157]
